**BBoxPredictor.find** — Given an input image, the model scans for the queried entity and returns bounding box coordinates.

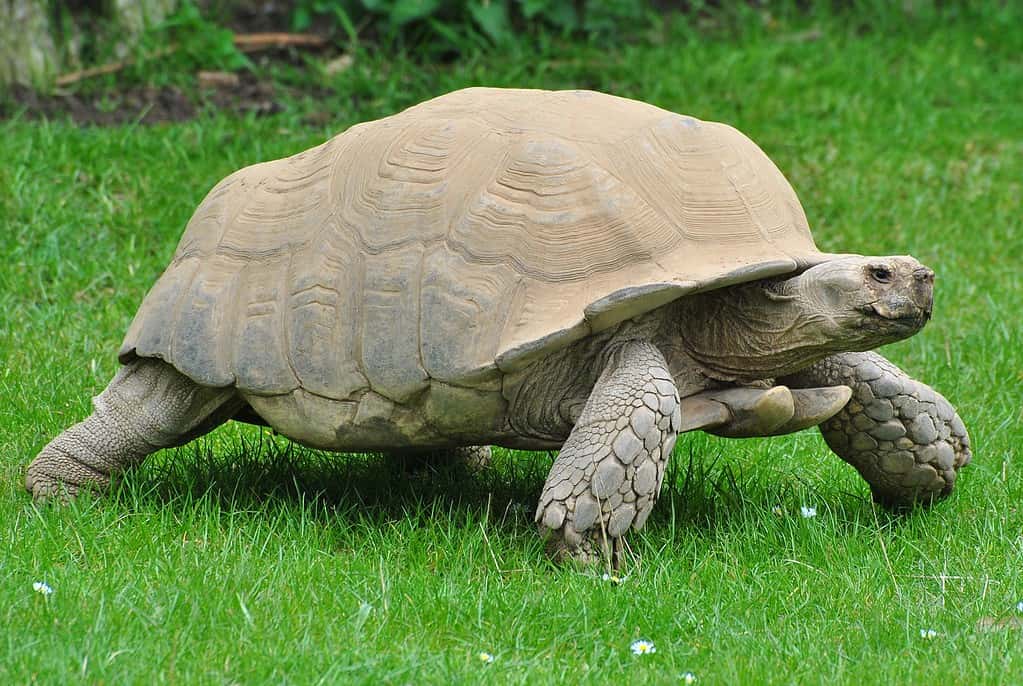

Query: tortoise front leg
[536,340,680,567]
[780,351,971,507]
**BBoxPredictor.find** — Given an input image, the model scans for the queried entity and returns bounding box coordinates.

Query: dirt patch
[1,71,315,125]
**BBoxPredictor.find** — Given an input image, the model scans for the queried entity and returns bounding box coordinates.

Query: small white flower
[33,581,53,596]
[478,651,495,664]
[602,572,629,585]
[630,639,656,655]
[1016,601,1023,613]
[800,506,817,518]
[919,628,938,639]
[681,672,697,684]
[771,505,784,516]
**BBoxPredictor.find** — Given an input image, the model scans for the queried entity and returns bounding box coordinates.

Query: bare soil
[1,70,305,125]
[1,0,335,126]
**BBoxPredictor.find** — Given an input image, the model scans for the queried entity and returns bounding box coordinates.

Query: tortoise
[26,87,971,564]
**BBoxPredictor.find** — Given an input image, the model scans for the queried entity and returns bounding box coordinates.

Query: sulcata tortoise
[27,87,971,564]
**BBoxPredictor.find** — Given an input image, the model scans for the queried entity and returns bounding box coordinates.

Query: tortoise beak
[870,300,928,324]
[913,267,935,319]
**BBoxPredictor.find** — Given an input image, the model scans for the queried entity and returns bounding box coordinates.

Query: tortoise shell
[119,87,830,402]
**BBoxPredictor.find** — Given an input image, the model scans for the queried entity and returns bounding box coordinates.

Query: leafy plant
[290,0,653,56]
[139,0,251,78]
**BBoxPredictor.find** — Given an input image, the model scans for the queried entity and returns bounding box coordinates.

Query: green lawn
[2,5,1022,684]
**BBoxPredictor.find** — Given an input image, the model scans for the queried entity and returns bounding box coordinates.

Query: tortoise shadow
[114,434,551,535]
[110,432,928,542]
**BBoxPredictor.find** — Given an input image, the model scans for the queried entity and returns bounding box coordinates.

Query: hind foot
[26,359,237,502]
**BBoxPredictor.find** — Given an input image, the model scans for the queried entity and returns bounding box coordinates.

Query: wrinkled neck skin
[662,280,845,384]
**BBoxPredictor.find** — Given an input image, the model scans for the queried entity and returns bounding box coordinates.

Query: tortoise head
[673,255,935,382]
[775,255,935,348]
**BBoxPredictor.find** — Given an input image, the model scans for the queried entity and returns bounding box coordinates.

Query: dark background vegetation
[2,0,1004,124]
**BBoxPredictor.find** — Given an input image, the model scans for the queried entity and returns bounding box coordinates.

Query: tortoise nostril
[913,268,935,283]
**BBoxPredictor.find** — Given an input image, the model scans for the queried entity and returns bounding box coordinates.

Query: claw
[679,384,852,438]
[769,386,853,435]
[545,527,624,570]
[679,386,794,437]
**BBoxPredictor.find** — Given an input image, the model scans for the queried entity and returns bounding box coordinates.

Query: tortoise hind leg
[393,446,492,473]
[26,359,239,501]
[780,351,971,507]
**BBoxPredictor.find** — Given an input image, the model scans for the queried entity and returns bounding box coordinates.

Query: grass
[2,4,1023,684]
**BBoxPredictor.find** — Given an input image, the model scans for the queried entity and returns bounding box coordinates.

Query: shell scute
[360,245,429,402]
[231,258,298,393]
[169,253,241,386]
[418,246,522,385]
[339,117,490,251]
[285,239,367,400]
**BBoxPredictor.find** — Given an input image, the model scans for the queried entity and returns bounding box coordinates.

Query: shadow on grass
[111,431,552,535]
[105,427,928,541]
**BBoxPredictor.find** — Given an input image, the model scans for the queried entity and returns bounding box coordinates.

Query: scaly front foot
[782,351,971,506]
[536,340,680,567]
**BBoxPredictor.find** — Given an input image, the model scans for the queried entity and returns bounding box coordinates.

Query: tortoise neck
[669,282,839,382]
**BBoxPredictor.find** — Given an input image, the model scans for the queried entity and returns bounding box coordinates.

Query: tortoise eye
[871,266,893,283]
